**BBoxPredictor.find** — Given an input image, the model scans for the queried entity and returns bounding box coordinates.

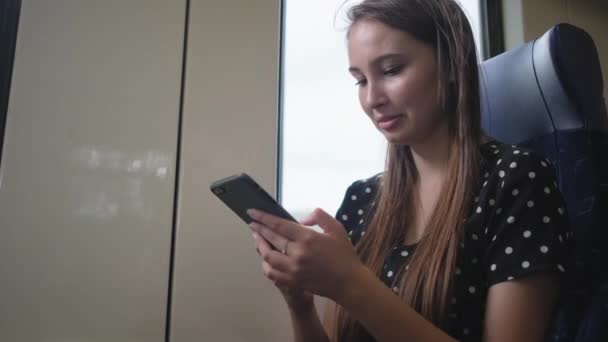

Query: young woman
[247,0,570,341]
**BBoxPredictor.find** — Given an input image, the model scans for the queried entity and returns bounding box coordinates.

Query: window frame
[481,0,506,59]
[0,0,22,167]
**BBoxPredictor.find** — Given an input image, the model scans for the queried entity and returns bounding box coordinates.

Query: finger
[299,211,318,226]
[247,209,305,241]
[253,233,274,256]
[255,233,277,255]
[250,221,289,252]
[255,234,292,274]
[261,260,293,287]
[298,212,326,234]
[299,208,342,235]
[252,233,260,254]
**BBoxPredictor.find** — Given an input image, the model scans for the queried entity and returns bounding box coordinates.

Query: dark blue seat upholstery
[479,23,608,342]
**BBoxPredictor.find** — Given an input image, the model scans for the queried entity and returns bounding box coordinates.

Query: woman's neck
[409,122,450,184]
[402,123,451,245]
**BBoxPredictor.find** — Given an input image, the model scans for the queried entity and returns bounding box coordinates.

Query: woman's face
[347,19,446,146]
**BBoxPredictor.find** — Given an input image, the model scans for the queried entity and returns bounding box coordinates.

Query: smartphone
[210,173,297,225]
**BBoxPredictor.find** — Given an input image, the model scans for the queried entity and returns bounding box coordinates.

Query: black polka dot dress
[334,141,571,342]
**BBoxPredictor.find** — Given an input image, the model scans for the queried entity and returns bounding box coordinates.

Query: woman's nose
[365,82,388,109]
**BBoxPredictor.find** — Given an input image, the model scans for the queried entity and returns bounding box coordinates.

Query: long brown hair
[335,0,482,340]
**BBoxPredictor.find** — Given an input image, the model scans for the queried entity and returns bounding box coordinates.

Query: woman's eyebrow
[373,53,404,64]
[348,66,362,73]
[348,53,405,72]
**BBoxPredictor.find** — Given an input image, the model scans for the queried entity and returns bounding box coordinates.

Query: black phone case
[210,173,297,224]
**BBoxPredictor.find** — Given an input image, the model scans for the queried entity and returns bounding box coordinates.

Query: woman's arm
[340,265,558,342]
[287,266,557,342]
[253,232,330,342]
[249,208,458,341]
[340,265,458,342]
[287,302,330,342]
[321,299,338,340]
[484,274,559,342]
[286,293,341,342]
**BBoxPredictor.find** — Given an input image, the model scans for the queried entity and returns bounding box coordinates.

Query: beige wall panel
[170,0,292,341]
[0,1,185,341]
[522,0,569,41]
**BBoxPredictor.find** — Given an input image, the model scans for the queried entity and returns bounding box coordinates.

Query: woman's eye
[355,79,367,86]
[383,65,404,76]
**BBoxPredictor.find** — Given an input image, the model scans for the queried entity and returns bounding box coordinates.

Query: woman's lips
[377,116,402,130]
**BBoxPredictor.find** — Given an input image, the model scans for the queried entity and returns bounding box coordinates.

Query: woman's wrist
[286,297,316,315]
[287,298,330,342]
[334,263,374,312]
[281,289,315,314]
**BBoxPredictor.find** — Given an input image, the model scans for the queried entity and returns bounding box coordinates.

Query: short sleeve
[484,152,570,286]
[335,176,379,245]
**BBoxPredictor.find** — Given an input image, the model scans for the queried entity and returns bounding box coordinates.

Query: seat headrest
[480,23,607,144]
[550,24,607,131]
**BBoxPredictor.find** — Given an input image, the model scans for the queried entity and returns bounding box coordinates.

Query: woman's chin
[382,130,411,145]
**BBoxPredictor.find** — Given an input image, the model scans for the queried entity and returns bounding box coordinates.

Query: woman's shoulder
[338,173,382,210]
[480,140,556,180]
[474,141,570,286]
[335,173,382,232]
[345,172,383,193]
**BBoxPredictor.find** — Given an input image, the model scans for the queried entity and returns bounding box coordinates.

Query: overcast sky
[280,0,482,219]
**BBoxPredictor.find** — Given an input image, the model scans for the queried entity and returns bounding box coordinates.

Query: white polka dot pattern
[481,144,570,288]
[332,143,570,342]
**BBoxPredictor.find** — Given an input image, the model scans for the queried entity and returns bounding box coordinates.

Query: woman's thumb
[299,208,342,234]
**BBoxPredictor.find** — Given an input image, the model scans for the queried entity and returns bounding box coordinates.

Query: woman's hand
[247,207,362,303]
[253,232,314,312]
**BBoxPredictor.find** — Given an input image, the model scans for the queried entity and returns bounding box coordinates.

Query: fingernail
[252,232,258,239]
